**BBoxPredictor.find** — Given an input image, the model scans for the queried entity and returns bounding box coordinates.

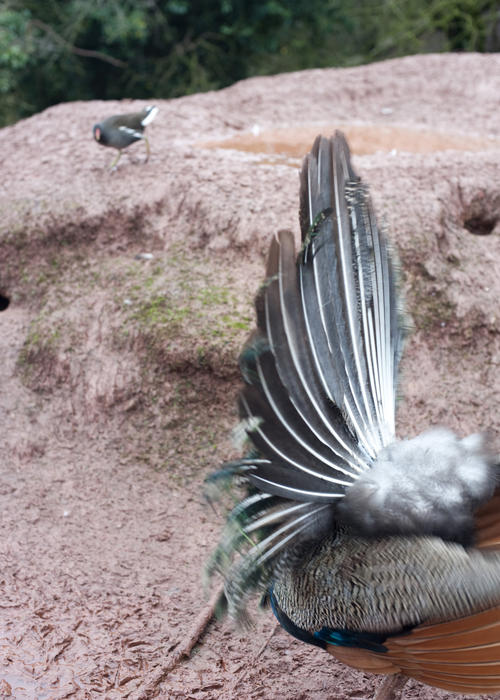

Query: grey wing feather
[206,132,406,619]
[242,132,406,502]
[299,133,405,453]
[239,229,368,504]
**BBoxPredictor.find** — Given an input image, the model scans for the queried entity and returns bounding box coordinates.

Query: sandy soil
[0,53,500,699]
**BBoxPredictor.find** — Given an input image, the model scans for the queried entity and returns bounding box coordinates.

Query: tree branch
[29,19,127,68]
[128,585,224,700]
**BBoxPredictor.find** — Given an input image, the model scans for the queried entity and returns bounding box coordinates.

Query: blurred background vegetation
[1,0,499,126]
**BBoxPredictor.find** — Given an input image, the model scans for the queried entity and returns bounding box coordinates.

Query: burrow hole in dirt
[0,294,10,311]
[461,192,499,236]
[463,215,497,236]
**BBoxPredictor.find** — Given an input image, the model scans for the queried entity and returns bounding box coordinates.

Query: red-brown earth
[0,53,500,699]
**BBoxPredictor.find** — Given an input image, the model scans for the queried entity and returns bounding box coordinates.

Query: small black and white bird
[92,105,159,169]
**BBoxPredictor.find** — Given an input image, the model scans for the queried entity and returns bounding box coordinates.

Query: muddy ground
[1,53,500,699]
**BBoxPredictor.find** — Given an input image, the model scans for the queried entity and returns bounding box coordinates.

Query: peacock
[206,132,500,697]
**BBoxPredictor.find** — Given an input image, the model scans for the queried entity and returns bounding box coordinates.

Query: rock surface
[0,53,499,698]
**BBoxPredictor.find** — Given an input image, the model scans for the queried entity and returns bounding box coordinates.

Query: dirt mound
[0,53,500,698]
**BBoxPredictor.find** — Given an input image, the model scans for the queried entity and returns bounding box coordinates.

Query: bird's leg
[374,673,408,700]
[144,136,150,162]
[109,150,122,170]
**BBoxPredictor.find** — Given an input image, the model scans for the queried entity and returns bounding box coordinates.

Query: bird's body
[93,105,158,169]
[207,132,500,696]
[272,531,500,636]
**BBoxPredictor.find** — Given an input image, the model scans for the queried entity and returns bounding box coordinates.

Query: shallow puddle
[200,124,500,163]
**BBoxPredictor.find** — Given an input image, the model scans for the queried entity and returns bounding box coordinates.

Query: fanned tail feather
[141,105,158,126]
[206,132,405,619]
[206,467,335,621]
[299,134,405,453]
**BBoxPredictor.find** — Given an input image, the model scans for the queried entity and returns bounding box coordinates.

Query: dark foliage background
[1,0,499,126]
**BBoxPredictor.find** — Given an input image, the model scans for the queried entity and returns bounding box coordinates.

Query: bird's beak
[94,127,101,141]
